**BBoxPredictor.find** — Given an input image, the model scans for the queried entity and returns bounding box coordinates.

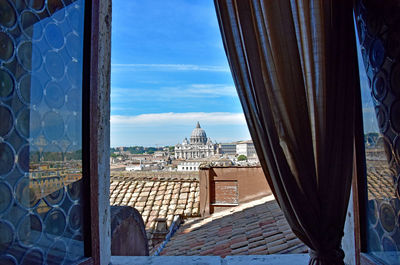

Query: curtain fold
[214,1,359,264]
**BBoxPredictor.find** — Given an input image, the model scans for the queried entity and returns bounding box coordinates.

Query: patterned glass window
[0,0,86,264]
[356,1,400,263]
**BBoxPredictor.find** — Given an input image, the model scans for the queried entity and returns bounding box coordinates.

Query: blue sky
[111,0,377,147]
[111,0,250,147]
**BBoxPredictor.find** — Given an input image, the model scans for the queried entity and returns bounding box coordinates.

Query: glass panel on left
[0,0,86,264]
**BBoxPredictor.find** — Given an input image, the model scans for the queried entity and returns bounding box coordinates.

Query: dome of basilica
[175,121,216,159]
[190,122,207,144]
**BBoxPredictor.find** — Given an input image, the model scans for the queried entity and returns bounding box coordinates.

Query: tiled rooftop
[160,196,307,257]
[110,174,200,242]
[366,160,396,200]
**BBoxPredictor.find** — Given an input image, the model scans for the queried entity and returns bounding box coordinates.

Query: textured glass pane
[0,0,86,264]
[357,13,400,265]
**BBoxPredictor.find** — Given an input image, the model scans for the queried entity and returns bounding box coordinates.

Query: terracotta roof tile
[366,160,395,200]
[160,196,306,256]
[248,244,267,254]
[110,174,201,252]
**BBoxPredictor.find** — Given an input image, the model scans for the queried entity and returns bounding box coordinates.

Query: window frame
[0,0,109,263]
[79,0,110,263]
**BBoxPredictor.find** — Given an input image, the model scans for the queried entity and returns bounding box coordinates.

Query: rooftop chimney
[152,218,169,247]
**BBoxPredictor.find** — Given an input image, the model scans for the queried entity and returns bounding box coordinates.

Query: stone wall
[111,171,199,180]
[111,206,149,256]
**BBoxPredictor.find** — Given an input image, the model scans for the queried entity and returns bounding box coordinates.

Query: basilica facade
[174,122,216,159]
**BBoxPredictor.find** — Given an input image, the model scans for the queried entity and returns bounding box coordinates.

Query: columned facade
[175,122,216,159]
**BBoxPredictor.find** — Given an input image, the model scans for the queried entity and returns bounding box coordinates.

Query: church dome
[190,122,207,144]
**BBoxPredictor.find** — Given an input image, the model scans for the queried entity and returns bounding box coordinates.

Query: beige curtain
[214,1,359,264]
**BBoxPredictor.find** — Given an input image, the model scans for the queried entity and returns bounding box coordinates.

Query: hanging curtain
[214,1,358,264]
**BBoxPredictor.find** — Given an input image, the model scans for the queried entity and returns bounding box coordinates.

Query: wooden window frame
[78,0,110,263]
[0,0,108,263]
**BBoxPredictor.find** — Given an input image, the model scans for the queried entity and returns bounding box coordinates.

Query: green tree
[237,155,247,161]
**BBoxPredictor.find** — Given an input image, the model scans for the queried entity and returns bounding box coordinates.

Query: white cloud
[111,112,246,126]
[184,84,237,97]
[111,63,230,72]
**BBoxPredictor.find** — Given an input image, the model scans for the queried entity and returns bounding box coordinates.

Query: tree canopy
[237,155,247,161]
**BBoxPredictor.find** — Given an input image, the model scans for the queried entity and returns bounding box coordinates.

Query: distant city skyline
[111,119,251,147]
[111,0,376,148]
[111,0,250,147]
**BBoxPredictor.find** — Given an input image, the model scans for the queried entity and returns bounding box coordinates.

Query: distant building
[177,161,202,171]
[126,164,144,171]
[217,142,237,155]
[236,140,258,163]
[175,122,216,159]
[130,154,153,161]
[153,151,168,157]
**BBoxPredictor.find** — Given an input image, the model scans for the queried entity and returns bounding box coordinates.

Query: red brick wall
[199,166,272,216]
